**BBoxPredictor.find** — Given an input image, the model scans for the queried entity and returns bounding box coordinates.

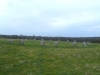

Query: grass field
[0,38,100,75]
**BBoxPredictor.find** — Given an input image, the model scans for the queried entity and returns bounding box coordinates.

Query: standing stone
[34,38,36,41]
[50,39,52,41]
[40,39,45,46]
[20,39,24,44]
[17,39,20,41]
[58,40,60,42]
[72,40,76,46]
[25,39,27,41]
[10,39,13,43]
[7,39,10,42]
[87,41,90,45]
[67,40,69,43]
[83,41,87,46]
[54,41,58,46]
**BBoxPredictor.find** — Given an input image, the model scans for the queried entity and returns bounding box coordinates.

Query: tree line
[0,34,100,43]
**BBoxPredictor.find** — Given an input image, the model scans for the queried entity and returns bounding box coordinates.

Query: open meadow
[0,38,100,75]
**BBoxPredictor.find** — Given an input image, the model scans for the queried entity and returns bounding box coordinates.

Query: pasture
[0,38,100,75]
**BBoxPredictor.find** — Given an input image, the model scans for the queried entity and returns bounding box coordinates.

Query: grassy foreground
[0,38,100,75]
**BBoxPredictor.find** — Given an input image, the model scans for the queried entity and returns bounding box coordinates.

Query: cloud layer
[0,0,100,37]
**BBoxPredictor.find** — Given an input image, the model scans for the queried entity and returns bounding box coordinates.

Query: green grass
[0,38,100,75]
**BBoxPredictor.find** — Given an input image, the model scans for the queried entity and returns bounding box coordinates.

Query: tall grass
[0,38,100,75]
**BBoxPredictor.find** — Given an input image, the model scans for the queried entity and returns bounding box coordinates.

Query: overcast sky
[0,0,100,37]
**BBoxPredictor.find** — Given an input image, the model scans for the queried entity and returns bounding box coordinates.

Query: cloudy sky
[0,0,100,37]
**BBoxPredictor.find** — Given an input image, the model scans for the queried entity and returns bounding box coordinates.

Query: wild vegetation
[0,38,100,75]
